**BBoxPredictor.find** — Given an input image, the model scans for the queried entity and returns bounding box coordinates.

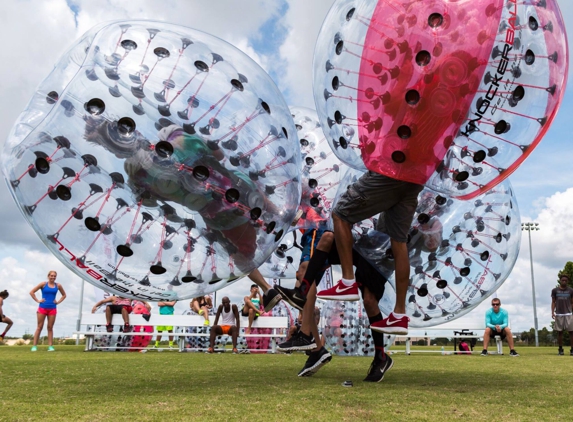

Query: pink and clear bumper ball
[321,300,394,356]
[314,0,568,199]
[340,168,521,327]
[2,21,301,301]
[290,106,346,230]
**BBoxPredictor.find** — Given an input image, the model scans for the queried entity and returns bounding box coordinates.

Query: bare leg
[1,316,13,336]
[168,330,174,343]
[33,313,47,346]
[46,314,56,346]
[391,239,410,314]
[230,326,238,348]
[105,306,112,325]
[483,328,491,350]
[248,269,271,293]
[300,284,320,352]
[201,306,209,323]
[558,331,563,347]
[333,214,355,280]
[121,307,130,325]
[246,308,257,334]
[505,328,515,349]
[210,326,222,349]
[569,332,573,349]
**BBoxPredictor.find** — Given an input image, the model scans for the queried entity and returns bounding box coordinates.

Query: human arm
[56,284,67,304]
[92,297,112,313]
[551,297,556,319]
[205,296,213,309]
[233,304,240,329]
[191,299,200,313]
[29,282,46,304]
[485,310,495,330]
[499,310,508,330]
[551,289,556,319]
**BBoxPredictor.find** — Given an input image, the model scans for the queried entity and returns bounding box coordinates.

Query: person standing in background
[551,274,573,356]
[29,271,67,352]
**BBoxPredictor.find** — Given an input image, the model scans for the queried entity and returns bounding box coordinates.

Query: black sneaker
[570,349,573,356]
[275,285,306,311]
[277,331,316,352]
[363,353,394,382]
[263,288,282,312]
[298,347,332,377]
[509,349,519,357]
[558,348,564,356]
[480,349,488,356]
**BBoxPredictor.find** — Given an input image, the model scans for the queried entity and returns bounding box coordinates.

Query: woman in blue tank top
[29,270,67,352]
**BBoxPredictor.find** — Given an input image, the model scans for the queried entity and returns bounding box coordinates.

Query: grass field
[0,345,572,421]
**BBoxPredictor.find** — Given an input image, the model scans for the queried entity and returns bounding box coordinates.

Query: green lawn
[0,346,571,421]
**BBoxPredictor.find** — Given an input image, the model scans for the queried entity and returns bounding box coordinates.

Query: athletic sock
[155,341,159,347]
[392,312,407,318]
[169,341,173,347]
[340,277,355,287]
[1,330,7,337]
[369,313,386,362]
[301,249,330,294]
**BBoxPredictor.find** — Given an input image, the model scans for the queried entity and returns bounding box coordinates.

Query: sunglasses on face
[492,303,500,306]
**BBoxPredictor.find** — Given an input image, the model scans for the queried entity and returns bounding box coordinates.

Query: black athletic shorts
[241,308,258,320]
[109,304,132,314]
[488,327,507,340]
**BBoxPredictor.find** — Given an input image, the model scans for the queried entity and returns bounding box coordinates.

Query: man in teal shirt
[481,298,519,357]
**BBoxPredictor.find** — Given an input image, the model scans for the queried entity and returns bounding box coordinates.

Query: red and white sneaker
[317,280,360,301]
[371,312,409,335]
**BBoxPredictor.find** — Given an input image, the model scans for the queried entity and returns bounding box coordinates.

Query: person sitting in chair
[481,298,518,357]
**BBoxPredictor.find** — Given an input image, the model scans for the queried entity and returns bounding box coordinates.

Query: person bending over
[92,296,133,333]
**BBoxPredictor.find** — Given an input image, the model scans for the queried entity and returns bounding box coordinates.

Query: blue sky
[0,0,572,338]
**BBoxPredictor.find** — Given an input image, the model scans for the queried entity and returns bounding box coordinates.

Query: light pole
[521,222,540,347]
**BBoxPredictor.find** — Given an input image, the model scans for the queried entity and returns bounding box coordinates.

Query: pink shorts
[38,308,57,316]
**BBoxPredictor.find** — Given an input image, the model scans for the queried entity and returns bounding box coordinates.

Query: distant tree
[557,262,573,288]
[435,337,449,346]
[22,334,33,340]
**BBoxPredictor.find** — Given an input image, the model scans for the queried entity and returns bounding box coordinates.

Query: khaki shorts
[333,171,423,243]
[554,315,573,332]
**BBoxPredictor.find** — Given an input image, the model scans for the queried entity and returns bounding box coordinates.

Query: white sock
[341,278,355,287]
[392,312,406,318]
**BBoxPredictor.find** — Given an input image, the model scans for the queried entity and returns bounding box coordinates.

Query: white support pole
[75,279,85,346]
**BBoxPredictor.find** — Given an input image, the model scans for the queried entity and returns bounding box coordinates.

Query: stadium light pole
[521,222,540,347]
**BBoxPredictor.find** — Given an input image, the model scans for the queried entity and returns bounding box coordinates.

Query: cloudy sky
[0,0,572,339]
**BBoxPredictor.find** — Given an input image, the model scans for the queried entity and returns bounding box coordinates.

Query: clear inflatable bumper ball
[2,21,301,300]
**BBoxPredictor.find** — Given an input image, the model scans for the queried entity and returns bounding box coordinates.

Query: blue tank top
[40,283,58,309]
